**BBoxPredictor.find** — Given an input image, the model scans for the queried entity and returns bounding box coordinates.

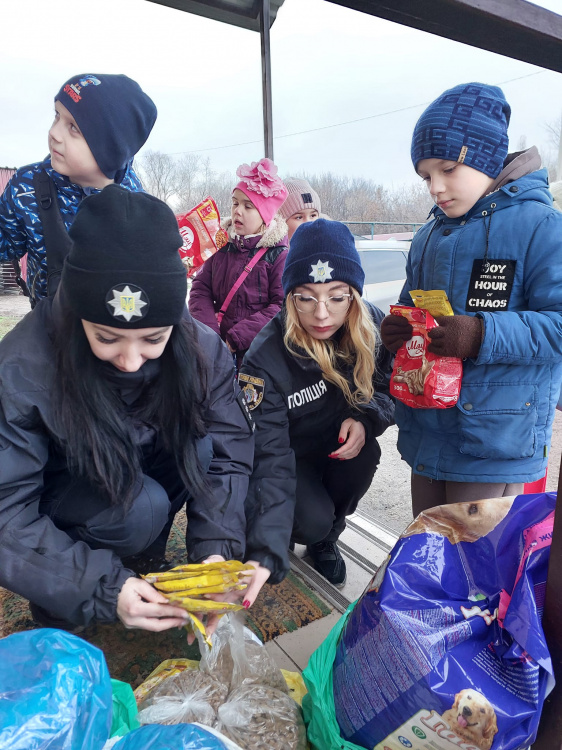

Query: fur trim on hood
[222,214,288,248]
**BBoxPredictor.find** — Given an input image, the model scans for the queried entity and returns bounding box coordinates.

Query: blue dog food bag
[333,493,555,750]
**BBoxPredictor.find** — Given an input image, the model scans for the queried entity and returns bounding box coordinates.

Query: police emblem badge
[238,373,265,411]
[309,259,334,283]
[105,284,149,322]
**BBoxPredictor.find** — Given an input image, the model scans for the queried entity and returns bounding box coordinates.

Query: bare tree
[198,157,215,202]
[544,114,562,181]
[204,171,236,217]
[545,114,562,152]
[175,153,201,211]
[289,171,432,236]
[136,151,434,230]
[136,150,180,204]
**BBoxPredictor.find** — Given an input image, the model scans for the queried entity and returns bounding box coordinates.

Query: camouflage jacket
[0,157,143,301]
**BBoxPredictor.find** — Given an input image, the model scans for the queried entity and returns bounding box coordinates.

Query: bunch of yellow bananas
[143,560,254,646]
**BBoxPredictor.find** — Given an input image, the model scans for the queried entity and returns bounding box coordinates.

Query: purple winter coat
[189,216,288,353]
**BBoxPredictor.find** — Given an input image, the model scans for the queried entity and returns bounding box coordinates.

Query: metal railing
[343,221,424,239]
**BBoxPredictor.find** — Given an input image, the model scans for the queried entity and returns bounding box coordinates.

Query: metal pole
[260,0,274,160]
[533,456,562,748]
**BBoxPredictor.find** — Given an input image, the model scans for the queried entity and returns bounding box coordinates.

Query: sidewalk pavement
[0,292,30,318]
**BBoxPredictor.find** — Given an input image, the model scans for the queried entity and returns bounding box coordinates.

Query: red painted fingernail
[243,600,251,609]
[338,437,344,443]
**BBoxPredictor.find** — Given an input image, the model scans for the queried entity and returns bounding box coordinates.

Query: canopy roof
[146,0,562,72]
[146,0,286,31]
[328,0,562,73]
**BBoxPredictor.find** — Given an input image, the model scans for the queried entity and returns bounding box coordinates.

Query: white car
[355,238,411,314]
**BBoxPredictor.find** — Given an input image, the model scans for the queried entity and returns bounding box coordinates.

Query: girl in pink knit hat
[189,157,288,369]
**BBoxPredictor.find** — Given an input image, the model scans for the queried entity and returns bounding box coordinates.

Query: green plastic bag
[302,603,364,750]
[110,679,140,738]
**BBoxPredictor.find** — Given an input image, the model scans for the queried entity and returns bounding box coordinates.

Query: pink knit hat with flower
[234,158,288,226]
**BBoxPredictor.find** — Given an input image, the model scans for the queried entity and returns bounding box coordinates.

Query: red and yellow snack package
[176,197,228,278]
[389,305,462,409]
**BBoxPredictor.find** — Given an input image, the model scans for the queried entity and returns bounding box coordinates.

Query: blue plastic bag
[112,723,240,749]
[0,628,112,750]
[332,493,555,750]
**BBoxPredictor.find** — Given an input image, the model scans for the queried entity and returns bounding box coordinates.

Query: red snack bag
[176,197,228,278]
[389,305,462,409]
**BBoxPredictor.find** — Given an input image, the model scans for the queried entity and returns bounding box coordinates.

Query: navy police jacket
[0,298,253,626]
[397,168,562,483]
[239,303,394,583]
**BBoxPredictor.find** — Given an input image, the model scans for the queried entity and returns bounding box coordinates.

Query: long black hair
[51,309,209,510]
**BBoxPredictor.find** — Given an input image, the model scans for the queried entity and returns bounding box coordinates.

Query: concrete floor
[360,410,562,536]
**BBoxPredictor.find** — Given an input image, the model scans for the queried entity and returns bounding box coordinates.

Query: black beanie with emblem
[55,73,157,180]
[62,184,187,328]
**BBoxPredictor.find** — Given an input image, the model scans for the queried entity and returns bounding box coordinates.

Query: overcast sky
[2,0,562,190]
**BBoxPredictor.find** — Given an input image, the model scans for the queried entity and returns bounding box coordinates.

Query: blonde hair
[284,288,378,407]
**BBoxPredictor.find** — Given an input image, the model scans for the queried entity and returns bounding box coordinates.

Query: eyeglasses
[291,293,352,314]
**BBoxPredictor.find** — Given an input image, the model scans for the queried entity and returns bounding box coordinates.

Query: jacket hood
[222,215,288,248]
[487,146,542,193]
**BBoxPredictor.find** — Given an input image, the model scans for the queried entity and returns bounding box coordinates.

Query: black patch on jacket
[465,259,516,311]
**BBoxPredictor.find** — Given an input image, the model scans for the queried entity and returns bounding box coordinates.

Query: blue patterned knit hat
[282,219,364,295]
[411,82,511,178]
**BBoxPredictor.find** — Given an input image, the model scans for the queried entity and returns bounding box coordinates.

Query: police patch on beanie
[105,283,149,323]
[309,260,334,283]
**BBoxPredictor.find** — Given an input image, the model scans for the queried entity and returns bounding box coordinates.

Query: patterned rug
[0,511,331,687]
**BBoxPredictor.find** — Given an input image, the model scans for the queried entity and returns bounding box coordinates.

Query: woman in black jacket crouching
[239,219,394,603]
[0,186,253,633]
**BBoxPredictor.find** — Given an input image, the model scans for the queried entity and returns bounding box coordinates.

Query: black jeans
[39,436,213,559]
[40,472,175,558]
[291,435,381,545]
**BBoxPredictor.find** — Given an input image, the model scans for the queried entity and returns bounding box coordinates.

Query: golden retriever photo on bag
[403,496,514,545]
[441,688,498,750]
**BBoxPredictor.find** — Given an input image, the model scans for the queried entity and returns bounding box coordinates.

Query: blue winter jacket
[396,167,562,483]
[0,157,143,301]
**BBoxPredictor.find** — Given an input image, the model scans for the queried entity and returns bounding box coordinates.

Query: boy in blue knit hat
[0,73,157,305]
[380,82,562,516]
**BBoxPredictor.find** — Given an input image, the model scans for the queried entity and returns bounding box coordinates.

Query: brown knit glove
[380,313,413,352]
[427,315,483,359]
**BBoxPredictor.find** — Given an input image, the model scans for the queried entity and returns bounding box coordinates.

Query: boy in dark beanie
[380,82,562,515]
[0,73,157,305]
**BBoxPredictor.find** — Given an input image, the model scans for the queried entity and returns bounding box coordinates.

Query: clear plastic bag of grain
[217,684,307,750]
[199,614,288,695]
[198,616,237,689]
[136,669,228,727]
[231,638,288,694]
